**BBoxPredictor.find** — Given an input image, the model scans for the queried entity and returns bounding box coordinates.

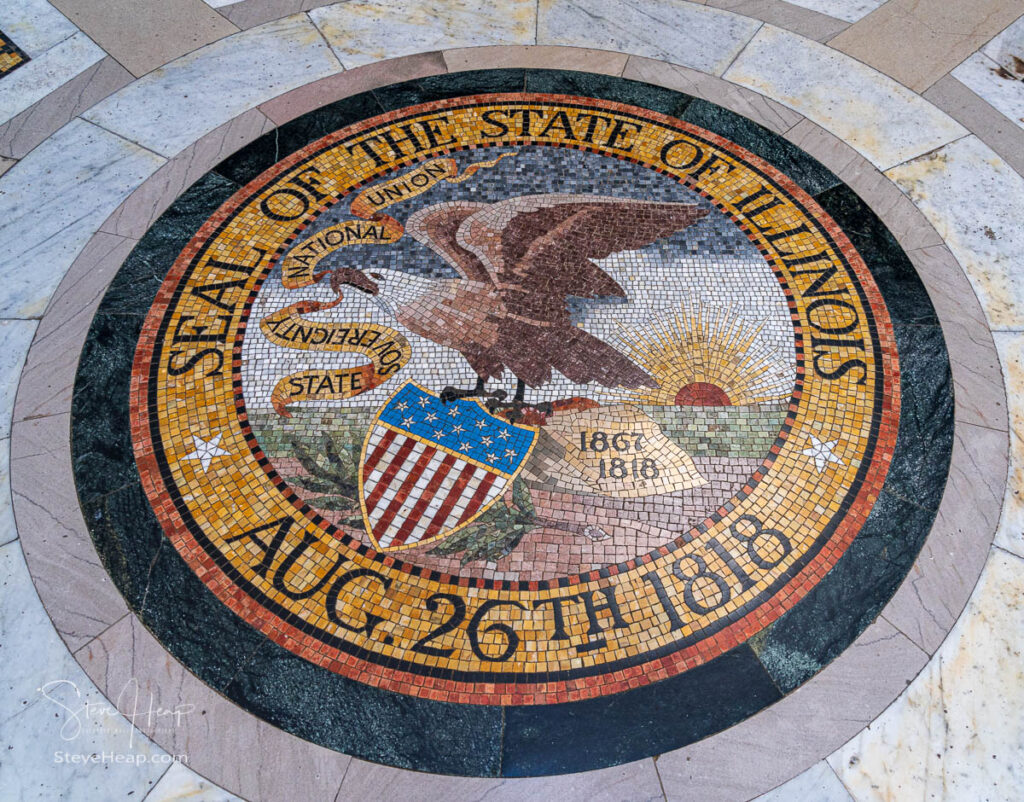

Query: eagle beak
[330,267,379,296]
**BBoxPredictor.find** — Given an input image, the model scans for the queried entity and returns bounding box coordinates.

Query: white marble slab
[83,14,342,157]
[992,331,1024,560]
[782,0,882,24]
[0,32,105,126]
[310,0,535,69]
[0,320,36,439]
[538,0,762,76]
[725,25,967,169]
[0,0,78,56]
[886,134,1024,330]
[0,541,167,799]
[981,12,1024,73]
[0,118,165,319]
[145,761,243,801]
[829,548,1024,800]
[952,52,1024,133]
[0,439,12,547]
[754,759,852,801]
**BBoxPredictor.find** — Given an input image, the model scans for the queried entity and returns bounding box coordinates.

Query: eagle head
[329,267,380,296]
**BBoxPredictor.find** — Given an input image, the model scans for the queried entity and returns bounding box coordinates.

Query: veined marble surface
[311,0,535,68]
[992,331,1024,560]
[0,0,78,56]
[725,24,967,170]
[754,759,853,801]
[952,51,1024,133]
[783,0,883,24]
[981,12,1024,73]
[0,32,105,125]
[829,547,1024,800]
[144,762,243,801]
[0,321,36,439]
[537,0,762,75]
[886,134,1024,331]
[0,541,171,799]
[82,14,341,157]
[0,118,164,319]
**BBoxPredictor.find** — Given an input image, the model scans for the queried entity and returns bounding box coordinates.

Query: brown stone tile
[49,0,238,78]
[707,0,848,42]
[75,613,351,802]
[923,73,1024,177]
[828,0,1024,92]
[882,422,1006,653]
[337,756,663,801]
[657,618,928,800]
[14,231,136,422]
[10,413,130,652]
[0,56,133,160]
[907,244,1008,432]
[218,0,337,30]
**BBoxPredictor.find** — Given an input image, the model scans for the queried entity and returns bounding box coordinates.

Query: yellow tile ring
[74,80,949,774]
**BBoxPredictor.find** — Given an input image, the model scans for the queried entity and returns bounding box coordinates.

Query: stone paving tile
[537,0,762,75]
[829,548,1024,800]
[0,54,133,160]
[82,14,340,157]
[887,135,1024,331]
[725,25,967,170]
[829,0,1024,92]
[49,0,238,77]
[310,0,535,69]
[0,540,168,799]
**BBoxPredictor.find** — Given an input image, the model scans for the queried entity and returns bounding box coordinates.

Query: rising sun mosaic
[130,95,899,704]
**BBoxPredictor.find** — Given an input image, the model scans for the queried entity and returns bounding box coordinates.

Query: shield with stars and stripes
[357,382,539,552]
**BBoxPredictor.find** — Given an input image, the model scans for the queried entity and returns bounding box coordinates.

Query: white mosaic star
[481,436,493,447]
[475,419,487,430]
[459,441,473,451]
[486,452,499,463]
[395,401,409,412]
[433,429,447,439]
[497,429,511,440]
[451,424,465,434]
[401,416,415,427]
[448,406,460,417]
[801,435,844,473]
[417,396,430,408]
[424,412,439,423]
[183,433,230,473]
[504,449,518,458]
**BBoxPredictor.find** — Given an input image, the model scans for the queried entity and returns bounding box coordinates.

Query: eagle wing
[404,201,490,282]
[455,194,709,323]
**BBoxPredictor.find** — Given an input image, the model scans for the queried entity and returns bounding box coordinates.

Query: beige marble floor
[1,1,1022,800]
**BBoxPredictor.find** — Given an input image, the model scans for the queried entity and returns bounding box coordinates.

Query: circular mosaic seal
[131,93,897,703]
[74,71,952,775]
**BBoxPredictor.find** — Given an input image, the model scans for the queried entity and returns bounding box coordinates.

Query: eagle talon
[440,383,507,405]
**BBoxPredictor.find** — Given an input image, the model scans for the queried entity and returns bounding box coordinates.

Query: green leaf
[291,437,327,479]
[288,475,338,494]
[309,494,357,510]
[511,477,535,517]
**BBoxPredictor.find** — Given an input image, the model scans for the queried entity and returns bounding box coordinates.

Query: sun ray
[613,301,795,406]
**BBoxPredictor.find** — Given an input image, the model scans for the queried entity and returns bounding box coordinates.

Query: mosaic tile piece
[72,71,952,775]
[0,29,29,78]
